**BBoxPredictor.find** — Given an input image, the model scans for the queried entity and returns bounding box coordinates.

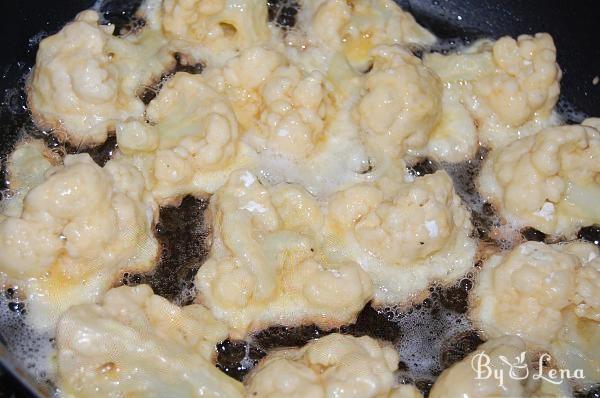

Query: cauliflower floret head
[146,73,239,170]
[162,0,270,61]
[478,123,600,237]
[551,309,600,389]
[220,46,285,127]
[0,140,59,218]
[358,46,442,157]
[476,33,561,128]
[214,46,377,197]
[471,242,581,344]
[4,140,57,193]
[28,11,128,145]
[220,46,330,160]
[0,154,158,329]
[325,170,475,304]
[573,254,600,321]
[471,241,600,384]
[28,11,173,146]
[117,72,250,204]
[353,172,461,261]
[246,333,419,398]
[195,170,372,338]
[56,284,244,398]
[424,33,561,149]
[255,66,328,160]
[306,0,435,71]
[425,85,479,163]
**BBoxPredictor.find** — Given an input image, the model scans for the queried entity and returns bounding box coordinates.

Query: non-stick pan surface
[0,0,598,397]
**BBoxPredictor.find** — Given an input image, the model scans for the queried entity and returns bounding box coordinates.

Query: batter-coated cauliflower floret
[325,170,476,305]
[0,140,59,218]
[358,45,442,158]
[296,0,435,72]
[476,34,560,128]
[574,256,600,322]
[56,284,244,398]
[471,241,600,385]
[429,336,572,398]
[210,46,373,197]
[220,46,330,160]
[583,117,600,131]
[0,154,159,329]
[424,33,561,150]
[28,10,174,146]
[478,123,600,237]
[388,385,423,398]
[246,333,421,398]
[216,46,284,128]
[426,85,479,163]
[550,310,600,389]
[195,170,372,338]
[162,0,270,64]
[253,65,328,159]
[116,72,254,204]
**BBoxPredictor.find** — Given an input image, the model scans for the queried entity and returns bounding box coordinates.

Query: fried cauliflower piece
[218,46,427,196]
[161,0,270,64]
[324,170,476,305]
[256,65,326,159]
[424,33,561,152]
[388,386,423,398]
[28,10,174,146]
[292,0,434,72]
[195,170,372,338]
[358,45,442,158]
[583,117,600,131]
[0,140,59,218]
[471,241,600,385]
[56,284,244,398]
[246,333,422,398]
[478,123,600,237]
[209,46,373,196]
[0,154,159,329]
[220,46,330,160]
[425,86,479,163]
[430,336,572,398]
[116,72,254,204]
[217,46,285,129]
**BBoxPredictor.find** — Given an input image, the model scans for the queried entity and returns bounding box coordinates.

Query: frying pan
[0,0,599,397]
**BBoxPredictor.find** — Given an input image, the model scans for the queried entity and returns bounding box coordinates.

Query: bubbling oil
[0,293,56,392]
[120,195,211,306]
[214,275,481,393]
[267,0,300,29]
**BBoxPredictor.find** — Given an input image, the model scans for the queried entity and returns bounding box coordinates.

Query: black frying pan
[0,0,599,397]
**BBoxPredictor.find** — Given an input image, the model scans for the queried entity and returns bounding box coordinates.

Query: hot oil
[386,279,479,391]
[214,275,482,394]
[0,34,56,392]
[93,0,144,35]
[138,53,205,106]
[216,339,267,380]
[267,0,300,29]
[0,291,56,392]
[557,97,588,125]
[120,195,211,306]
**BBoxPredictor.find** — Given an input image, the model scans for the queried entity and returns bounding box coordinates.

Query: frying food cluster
[0,0,598,396]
